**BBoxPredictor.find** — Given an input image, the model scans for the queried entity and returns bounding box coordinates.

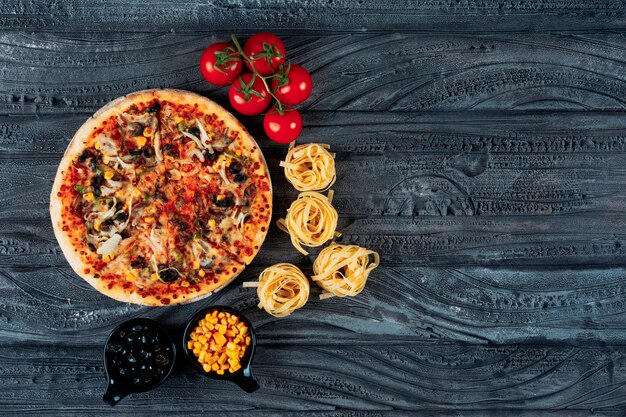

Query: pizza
[50,89,272,306]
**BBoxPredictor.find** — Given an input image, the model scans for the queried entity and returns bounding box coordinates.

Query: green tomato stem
[231,34,284,113]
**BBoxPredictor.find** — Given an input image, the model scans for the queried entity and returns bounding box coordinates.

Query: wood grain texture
[1,32,626,114]
[2,0,626,415]
[0,0,624,33]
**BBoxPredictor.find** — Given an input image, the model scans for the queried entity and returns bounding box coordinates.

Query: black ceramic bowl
[103,318,176,405]
[182,306,259,392]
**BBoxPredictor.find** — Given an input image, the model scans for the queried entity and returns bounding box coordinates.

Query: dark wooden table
[2,1,626,415]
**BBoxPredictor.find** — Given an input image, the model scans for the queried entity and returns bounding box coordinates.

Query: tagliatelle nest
[280,142,336,192]
[312,244,380,299]
[277,191,340,255]
[243,263,309,317]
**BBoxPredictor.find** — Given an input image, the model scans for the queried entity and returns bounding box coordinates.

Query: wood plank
[0,0,623,33]
[1,343,626,415]
[1,31,626,114]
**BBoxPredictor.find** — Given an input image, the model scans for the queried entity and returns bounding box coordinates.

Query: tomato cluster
[199,33,312,144]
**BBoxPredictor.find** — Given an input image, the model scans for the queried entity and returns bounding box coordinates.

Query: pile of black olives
[105,320,174,388]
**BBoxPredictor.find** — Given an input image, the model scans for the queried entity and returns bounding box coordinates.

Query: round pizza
[50,89,272,306]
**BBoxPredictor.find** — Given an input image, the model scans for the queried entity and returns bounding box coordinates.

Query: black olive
[214,194,234,208]
[228,161,242,174]
[159,268,179,282]
[107,342,123,354]
[154,351,171,367]
[115,201,123,210]
[108,200,114,208]
[92,174,103,189]
[188,127,200,137]
[145,103,160,113]
[143,147,154,158]
[171,217,188,231]
[90,158,98,172]
[129,122,144,137]
[88,242,96,252]
[154,189,168,202]
[204,149,218,162]
[163,144,179,157]
[77,150,90,163]
[115,212,128,221]
[234,173,247,183]
[129,148,143,156]
[244,185,256,200]
[93,188,101,197]
[141,334,154,345]
[102,219,114,228]
[130,257,147,269]
[120,230,131,239]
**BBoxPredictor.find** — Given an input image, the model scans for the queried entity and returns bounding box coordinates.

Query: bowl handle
[231,367,260,393]
[103,381,127,406]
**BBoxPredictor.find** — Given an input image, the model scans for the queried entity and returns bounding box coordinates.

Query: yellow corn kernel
[235,150,242,156]
[211,363,220,371]
[115,190,125,199]
[202,363,211,373]
[143,126,154,137]
[213,332,227,346]
[135,136,147,148]
[218,353,227,365]
[104,171,114,180]
[198,270,206,277]
[198,351,206,362]
[151,273,159,281]
[193,341,202,349]
[132,189,142,198]
[125,272,135,281]
[187,341,193,350]
[209,341,218,351]
[226,342,235,350]
[233,337,241,345]
[192,260,200,270]
[198,335,208,344]
[216,370,224,375]
[245,336,251,346]
[144,216,154,223]
[225,330,236,338]
[230,363,241,373]
[228,357,239,368]
[208,219,216,228]
[94,140,101,150]
[83,192,94,202]
[181,281,190,288]
[218,324,227,335]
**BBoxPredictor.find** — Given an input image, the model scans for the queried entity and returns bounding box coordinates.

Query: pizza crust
[50,89,272,306]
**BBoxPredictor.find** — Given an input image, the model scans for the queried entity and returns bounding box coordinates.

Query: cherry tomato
[243,32,286,76]
[271,64,313,106]
[199,42,243,86]
[263,108,302,144]
[228,73,271,116]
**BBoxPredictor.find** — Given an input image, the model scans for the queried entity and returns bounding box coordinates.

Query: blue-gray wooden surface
[1,1,626,415]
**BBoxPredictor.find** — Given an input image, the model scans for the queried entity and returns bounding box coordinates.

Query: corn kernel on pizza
[50,89,272,306]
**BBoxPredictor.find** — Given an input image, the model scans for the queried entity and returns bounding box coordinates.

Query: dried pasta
[243,263,309,317]
[312,244,380,299]
[277,191,339,255]
[280,143,336,191]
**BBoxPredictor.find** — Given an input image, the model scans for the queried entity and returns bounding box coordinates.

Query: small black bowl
[182,306,259,393]
[103,318,176,405]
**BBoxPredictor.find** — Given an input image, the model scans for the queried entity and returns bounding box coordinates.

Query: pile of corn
[187,310,251,374]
